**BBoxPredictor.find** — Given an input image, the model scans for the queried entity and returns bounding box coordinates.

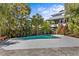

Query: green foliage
[0,3,31,38]
[65,3,79,35]
[31,13,44,35]
[56,25,61,34]
[0,4,52,38]
[42,21,52,34]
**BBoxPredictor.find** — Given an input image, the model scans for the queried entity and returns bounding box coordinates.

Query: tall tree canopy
[65,3,79,35]
[31,13,44,35]
[0,3,31,37]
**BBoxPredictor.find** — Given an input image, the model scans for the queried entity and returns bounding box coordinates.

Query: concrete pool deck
[0,35,79,50]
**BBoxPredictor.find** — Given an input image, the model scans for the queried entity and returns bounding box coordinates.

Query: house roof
[51,10,64,20]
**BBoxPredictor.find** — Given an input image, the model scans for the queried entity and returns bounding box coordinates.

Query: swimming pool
[18,34,59,40]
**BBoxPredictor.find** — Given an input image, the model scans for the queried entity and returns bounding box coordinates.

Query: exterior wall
[50,10,65,33]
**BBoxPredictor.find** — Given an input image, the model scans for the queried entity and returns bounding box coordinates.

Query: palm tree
[0,4,10,36]
[65,3,79,36]
[42,21,52,34]
[31,13,44,35]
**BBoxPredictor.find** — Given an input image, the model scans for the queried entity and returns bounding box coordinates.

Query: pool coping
[0,35,79,50]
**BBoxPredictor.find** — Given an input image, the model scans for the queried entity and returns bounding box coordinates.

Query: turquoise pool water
[18,34,59,40]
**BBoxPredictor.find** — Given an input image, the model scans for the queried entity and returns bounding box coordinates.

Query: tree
[0,4,11,36]
[42,21,52,34]
[31,13,44,35]
[65,3,79,36]
[10,3,31,37]
[11,3,31,19]
[0,3,31,38]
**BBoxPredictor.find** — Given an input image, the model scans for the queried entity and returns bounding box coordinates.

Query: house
[47,10,66,33]
[51,10,65,24]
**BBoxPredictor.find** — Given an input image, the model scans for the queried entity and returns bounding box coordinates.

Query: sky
[29,3,64,20]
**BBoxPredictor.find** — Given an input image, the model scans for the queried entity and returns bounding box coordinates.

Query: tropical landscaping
[0,3,79,56]
[0,3,52,38]
[0,3,79,39]
[65,3,79,38]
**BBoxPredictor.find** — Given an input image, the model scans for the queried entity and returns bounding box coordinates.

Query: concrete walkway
[0,35,79,50]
